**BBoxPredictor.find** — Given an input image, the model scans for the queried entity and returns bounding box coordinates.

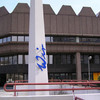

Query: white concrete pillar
[28,0,49,95]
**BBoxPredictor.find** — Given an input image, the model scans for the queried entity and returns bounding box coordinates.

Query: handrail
[4,81,100,93]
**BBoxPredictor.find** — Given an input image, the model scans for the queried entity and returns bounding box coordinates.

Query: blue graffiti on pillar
[36,44,46,71]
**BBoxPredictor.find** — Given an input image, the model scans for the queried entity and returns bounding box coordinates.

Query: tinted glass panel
[49,55,53,64]
[3,38,7,43]
[46,37,50,42]
[13,56,17,64]
[25,36,29,42]
[0,39,2,43]
[7,37,11,42]
[18,55,23,64]
[25,55,28,64]
[12,36,17,41]
[9,56,13,64]
[18,36,24,41]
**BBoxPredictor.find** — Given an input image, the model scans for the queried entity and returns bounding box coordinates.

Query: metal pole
[88,57,91,81]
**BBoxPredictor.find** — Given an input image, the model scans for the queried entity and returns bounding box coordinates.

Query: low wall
[0,95,73,100]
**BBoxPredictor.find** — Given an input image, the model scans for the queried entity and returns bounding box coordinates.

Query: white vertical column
[28,0,49,95]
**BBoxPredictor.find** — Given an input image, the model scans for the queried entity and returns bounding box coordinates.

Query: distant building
[0,3,100,86]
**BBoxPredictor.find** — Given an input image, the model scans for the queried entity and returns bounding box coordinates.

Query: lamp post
[88,56,92,81]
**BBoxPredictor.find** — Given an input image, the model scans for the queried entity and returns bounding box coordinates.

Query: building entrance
[0,74,6,87]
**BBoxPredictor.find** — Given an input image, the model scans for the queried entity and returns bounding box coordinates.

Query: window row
[0,36,29,43]
[46,36,76,42]
[81,54,100,64]
[47,54,75,64]
[46,36,100,43]
[48,73,76,80]
[80,37,100,43]
[0,55,28,65]
[6,73,28,82]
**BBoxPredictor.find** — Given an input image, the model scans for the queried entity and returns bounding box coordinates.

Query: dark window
[94,55,100,64]
[84,55,88,64]
[61,54,66,64]
[9,56,13,64]
[1,57,5,65]
[5,57,9,65]
[54,54,61,64]
[67,55,71,64]
[13,56,17,64]
[25,36,29,42]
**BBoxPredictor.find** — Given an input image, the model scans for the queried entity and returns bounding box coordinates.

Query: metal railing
[4,81,100,96]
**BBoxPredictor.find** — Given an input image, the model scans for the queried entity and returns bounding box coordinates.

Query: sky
[0,0,100,15]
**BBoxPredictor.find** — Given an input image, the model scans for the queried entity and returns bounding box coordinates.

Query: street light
[88,56,92,81]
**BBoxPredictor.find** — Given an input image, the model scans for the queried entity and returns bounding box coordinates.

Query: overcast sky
[0,0,100,15]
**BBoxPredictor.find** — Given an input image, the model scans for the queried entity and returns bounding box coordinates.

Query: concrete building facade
[0,3,100,86]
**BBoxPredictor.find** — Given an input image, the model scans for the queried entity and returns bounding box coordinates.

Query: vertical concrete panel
[18,13,24,33]
[68,16,75,34]
[11,13,18,33]
[75,16,80,34]
[62,16,68,34]
[44,15,51,33]
[0,17,4,35]
[87,17,93,34]
[92,17,98,35]
[97,18,100,34]
[7,15,11,34]
[24,14,29,33]
[3,16,8,34]
[76,52,82,80]
[81,17,87,34]
[56,15,62,34]
[51,15,56,33]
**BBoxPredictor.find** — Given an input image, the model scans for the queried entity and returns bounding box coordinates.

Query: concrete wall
[0,95,73,100]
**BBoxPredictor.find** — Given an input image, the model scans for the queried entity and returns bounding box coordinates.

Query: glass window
[46,55,48,64]
[12,36,17,41]
[60,73,66,80]
[94,55,99,64]
[46,36,50,42]
[1,57,5,65]
[25,36,29,42]
[84,55,88,64]
[0,39,2,43]
[19,74,23,80]
[54,55,61,64]
[67,55,71,64]
[24,74,28,80]
[5,57,9,65]
[18,36,24,41]
[49,55,53,64]
[15,74,19,81]
[61,54,66,64]
[18,55,23,64]
[25,55,28,64]
[3,37,7,43]
[51,37,53,42]
[9,56,13,64]
[7,37,11,42]
[13,56,17,64]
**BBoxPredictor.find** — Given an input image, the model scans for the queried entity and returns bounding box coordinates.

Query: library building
[0,3,100,86]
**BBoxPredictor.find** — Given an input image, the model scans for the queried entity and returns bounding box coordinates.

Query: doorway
[0,74,6,87]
